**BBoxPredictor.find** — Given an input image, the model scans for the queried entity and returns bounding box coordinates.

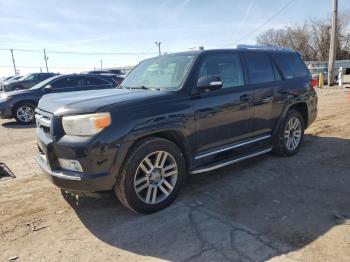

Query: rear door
[271,52,312,123]
[244,51,281,136]
[193,51,254,155]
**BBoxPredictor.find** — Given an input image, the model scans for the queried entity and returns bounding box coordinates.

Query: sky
[0,0,349,76]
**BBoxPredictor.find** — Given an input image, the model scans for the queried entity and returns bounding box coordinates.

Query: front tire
[14,103,36,125]
[115,137,186,214]
[273,109,304,156]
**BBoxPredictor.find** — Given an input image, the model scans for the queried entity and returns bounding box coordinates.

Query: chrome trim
[195,135,271,160]
[190,148,272,174]
[35,114,51,127]
[210,81,223,86]
[36,155,82,181]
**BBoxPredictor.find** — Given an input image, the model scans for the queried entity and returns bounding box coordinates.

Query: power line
[233,0,295,44]
[0,48,155,56]
[0,65,94,69]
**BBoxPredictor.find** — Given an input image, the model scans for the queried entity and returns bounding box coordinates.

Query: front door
[193,52,254,155]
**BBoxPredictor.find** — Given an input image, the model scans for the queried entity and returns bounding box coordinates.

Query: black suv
[0,73,57,92]
[35,47,318,213]
[0,74,118,124]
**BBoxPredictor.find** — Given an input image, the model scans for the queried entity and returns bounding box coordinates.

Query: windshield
[121,54,195,91]
[21,74,35,80]
[30,75,60,89]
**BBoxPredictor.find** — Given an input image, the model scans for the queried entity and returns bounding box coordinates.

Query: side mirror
[43,85,52,92]
[196,75,223,92]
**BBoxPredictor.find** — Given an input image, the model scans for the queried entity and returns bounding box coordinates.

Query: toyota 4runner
[35,46,317,213]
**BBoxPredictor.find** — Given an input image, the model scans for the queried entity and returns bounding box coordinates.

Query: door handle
[240,94,252,102]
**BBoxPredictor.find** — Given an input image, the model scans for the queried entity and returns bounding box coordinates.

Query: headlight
[62,113,111,136]
[0,93,9,102]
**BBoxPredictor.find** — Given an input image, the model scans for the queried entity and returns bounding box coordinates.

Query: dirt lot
[1,88,350,262]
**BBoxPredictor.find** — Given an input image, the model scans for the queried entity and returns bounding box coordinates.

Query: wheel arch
[130,130,190,170]
[288,102,308,128]
[273,101,309,136]
[12,100,38,116]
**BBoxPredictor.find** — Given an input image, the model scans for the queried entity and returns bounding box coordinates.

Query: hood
[4,79,24,86]
[37,88,165,116]
[5,88,38,97]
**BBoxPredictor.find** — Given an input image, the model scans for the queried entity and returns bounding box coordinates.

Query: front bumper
[36,154,114,192]
[0,102,12,118]
[35,108,119,192]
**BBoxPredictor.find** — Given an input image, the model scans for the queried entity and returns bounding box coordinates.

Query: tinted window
[51,77,84,88]
[198,53,244,89]
[272,63,282,81]
[85,77,108,85]
[273,53,309,79]
[24,74,37,81]
[38,74,51,80]
[245,52,275,84]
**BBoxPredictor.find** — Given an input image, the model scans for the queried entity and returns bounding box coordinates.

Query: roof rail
[235,44,294,52]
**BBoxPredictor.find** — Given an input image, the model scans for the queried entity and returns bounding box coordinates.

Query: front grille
[35,110,53,137]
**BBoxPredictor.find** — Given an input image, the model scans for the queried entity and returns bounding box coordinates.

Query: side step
[190,148,272,174]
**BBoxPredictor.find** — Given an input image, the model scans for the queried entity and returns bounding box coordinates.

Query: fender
[272,95,309,137]
[108,101,195,180]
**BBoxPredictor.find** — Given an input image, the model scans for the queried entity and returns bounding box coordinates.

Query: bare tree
[257,11,350,61]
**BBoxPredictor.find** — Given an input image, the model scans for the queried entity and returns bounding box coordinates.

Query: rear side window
[84,77,108,86]
[244,52,275,84]
[51,77,84,88]
[273,53,309,79]
[198,53,244,89]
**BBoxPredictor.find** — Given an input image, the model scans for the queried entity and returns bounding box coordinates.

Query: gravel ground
[0,87,350,262]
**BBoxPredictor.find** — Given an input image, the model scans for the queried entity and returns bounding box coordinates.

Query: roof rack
[235,44,294,52]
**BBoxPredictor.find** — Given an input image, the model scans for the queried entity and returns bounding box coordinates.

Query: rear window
[244,52,275,84]
[273,53,309,79]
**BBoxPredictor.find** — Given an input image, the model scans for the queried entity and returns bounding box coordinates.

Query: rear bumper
[307,91,318,127]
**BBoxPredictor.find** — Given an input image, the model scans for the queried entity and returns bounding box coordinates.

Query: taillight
[311,79,318,88]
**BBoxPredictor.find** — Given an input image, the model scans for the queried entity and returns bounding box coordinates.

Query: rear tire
[14,103,36,125]
[273,109,304,156]
[115,137,186,214]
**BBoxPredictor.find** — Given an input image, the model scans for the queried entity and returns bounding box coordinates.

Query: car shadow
[63,134,350,261]
[1,120,35,129]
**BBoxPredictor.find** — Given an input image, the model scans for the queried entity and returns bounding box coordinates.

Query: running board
[190,148,272,174]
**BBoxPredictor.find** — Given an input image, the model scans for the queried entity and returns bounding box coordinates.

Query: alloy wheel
[284,117,302,151]
[134,151,178,204]
[16,106,34,123]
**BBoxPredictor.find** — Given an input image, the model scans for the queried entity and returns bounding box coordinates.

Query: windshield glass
[121,54,195,91]
[21,74,38,81]
[30,75,60,89]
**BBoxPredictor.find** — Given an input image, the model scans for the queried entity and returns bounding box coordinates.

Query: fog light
[58,158,83,173]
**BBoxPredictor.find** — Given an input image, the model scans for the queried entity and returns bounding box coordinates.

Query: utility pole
[100,59,103,69]
[10,49,17,76]
[155,41,162,56]
[43,49,49,72]
[328,0,338,86]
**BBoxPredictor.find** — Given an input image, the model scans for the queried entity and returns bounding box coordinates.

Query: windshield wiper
[124,86,160,91]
